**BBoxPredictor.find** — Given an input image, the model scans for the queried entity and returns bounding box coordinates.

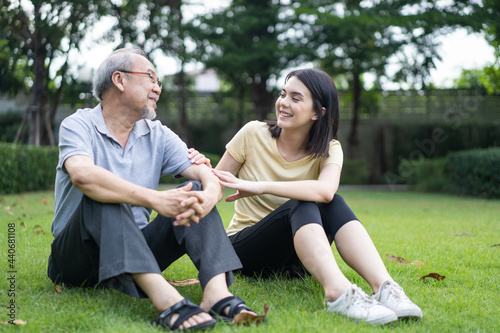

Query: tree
[191,0,314,121]
[103,0,200,145]
[475,0,500,95]
[295,0,485,159]
[0,0,106,146]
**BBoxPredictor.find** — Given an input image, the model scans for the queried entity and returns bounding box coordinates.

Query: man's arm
[65,154,203,225]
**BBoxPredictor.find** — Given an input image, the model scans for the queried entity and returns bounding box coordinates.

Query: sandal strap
[157,299,206,330]
[210,296,252,319]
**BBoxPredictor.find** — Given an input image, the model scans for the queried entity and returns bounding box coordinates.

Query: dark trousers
[228,194,358,277]
[48,182,242,298]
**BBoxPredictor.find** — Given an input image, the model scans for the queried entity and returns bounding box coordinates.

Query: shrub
[340,159,369,185]
[0,111,27,143]
[0,143,59,194]
[405,157,449,193]
[447,148,500,198]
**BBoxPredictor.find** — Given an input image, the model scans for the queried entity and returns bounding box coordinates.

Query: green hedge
[0,111,27,143]
[404,148,500,198]
[388,121,500,174]
[405,157,449,193]
[447,148,500,198]
[340,159,369,185]
[0,143,58,194]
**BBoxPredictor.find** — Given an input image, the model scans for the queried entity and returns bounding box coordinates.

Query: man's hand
[153,183,205,226]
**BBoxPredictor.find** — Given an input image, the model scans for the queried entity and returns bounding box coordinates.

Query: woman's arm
[213,151,341,203]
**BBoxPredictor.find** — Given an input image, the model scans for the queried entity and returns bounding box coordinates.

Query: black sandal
[209,296,257,322]
[153,299,216,331]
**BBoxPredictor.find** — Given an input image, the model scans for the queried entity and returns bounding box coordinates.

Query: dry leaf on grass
[33,224,46,235]
[410,260,425,267]
[233,302,268,325]
[40,198,49,205]
[385,254,408,264]
[386,254,425,267]
[55,284,63,293]
[0,319,27,325]
[167,279,200,287]
[419,273,445,281]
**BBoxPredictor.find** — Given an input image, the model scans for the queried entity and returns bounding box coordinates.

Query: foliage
[400,148,500,198]
[453,66,500,94]
[0,0,108,145]
[294,0,486,159]
[191,0,312,121]
[404,157,449,193]
[0,143,58,194]
[447,148,500,198]
[0,111,27,143]
[388,121,500,176]
[340,159,369,185]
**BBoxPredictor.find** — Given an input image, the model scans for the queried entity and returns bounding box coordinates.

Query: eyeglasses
[119,70,162,89]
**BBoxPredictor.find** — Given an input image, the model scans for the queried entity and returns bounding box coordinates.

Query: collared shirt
[51,104,192,237]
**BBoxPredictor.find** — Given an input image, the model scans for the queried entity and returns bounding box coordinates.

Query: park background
[0,0,499,331]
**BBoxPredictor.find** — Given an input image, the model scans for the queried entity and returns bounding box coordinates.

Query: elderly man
[47,47,257,331]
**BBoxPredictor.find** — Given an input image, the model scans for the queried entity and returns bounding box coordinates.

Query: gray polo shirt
[51,105,193,237]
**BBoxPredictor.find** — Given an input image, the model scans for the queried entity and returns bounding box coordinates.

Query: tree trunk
[176,65,192,146]
[347,71,362,159]
[237,86,246,130]
[28,38,47,146]
[251,78,274,121]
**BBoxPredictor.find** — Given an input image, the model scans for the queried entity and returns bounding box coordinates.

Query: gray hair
[92,47,147,101]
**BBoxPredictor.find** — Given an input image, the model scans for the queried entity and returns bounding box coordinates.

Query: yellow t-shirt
[225,121,343,236]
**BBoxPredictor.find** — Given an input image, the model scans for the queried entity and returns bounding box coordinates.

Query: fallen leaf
[411,260,425,267]
[385,254,407,265]
[33,225,46,235]
[454,232,474,236]
[0,319,27,325]
[419,273,445,281]
[55,284,63,293]
[4,206,10,210]
[40,198,49,205]
[233,302,268,325]
[7,211,13,216]
[167,279,200,287]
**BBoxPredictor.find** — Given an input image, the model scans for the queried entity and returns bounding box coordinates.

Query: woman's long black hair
[267,68,340,158]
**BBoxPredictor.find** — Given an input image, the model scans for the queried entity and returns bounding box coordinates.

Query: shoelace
[346,285,378,310]
[384,283,409,301]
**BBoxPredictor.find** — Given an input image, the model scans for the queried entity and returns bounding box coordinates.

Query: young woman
[211,68,422,326]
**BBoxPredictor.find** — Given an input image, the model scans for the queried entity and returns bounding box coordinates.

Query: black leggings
[228,194,358,277]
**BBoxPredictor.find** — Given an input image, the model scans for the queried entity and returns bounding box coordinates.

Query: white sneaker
[327,284,398,325]
[372,280,423,319]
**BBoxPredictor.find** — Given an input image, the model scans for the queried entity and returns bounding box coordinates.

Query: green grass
[1,189,499,332]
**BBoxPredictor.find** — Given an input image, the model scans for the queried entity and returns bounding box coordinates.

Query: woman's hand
[188,148,212,167]
[212,169,262,202]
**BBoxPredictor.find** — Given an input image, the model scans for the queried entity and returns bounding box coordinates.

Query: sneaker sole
[394,309,423,319]
[366,313,398,326]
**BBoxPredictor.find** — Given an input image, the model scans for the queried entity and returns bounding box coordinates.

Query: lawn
[0,188,499,332]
